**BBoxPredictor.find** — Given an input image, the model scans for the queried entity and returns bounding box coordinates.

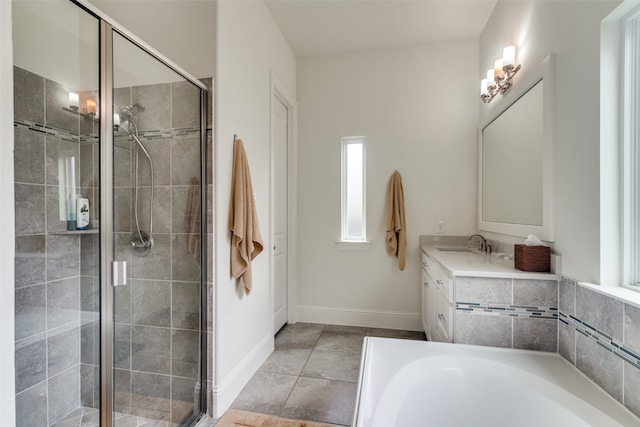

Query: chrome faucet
[468,234,490,253]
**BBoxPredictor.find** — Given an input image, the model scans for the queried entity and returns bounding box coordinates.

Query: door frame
[270,71,298,331]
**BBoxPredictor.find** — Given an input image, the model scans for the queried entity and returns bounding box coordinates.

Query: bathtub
[352,338,640,427]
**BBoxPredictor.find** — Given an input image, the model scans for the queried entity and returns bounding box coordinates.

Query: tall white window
[341,136,366,242]
[622,6,640,290]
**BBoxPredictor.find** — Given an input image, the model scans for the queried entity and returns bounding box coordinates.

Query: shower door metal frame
[70,1,209,425]
[98,19,116,427]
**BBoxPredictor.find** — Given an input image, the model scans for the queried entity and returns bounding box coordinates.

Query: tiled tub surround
[14,65,100,426]
[455,277,559,351]
[420,236,640,420]
[559,278,640,419]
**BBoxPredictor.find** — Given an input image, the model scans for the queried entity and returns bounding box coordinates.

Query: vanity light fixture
[68,91,79,111]
[480,45,521,103]
[86,98,97,118]
[63,91,98,119]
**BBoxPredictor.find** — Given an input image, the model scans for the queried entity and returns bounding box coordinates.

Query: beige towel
[385,170,406,270]
[229,138,264,293]
[185,176,200,260]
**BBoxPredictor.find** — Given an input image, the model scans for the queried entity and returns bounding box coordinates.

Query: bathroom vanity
[420,235,559,350]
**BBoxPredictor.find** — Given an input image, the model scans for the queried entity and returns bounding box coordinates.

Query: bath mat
[215,409,339,427]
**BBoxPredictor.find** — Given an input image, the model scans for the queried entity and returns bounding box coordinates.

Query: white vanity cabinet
[421,254,437,340]
[420,236,560,349]
[421,252,454,343]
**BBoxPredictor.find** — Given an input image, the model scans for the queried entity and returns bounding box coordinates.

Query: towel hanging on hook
[229,136,264,293]
[385,170,406,271]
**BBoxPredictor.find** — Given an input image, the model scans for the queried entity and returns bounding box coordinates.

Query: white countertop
[421,242,558,280]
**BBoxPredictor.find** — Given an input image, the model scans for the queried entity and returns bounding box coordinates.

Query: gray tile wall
[112,80,203,425]
[455,276,559,352]
[451,266,640,420]
[14,66,95,426]
[14,66,211,426]
[558,277,640,418]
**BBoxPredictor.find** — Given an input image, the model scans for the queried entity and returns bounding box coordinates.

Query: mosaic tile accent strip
[136,127,200,141]
[15,119,79,142]
[16,119,201,143]
[560,312,640,368]
[456,302,558,320]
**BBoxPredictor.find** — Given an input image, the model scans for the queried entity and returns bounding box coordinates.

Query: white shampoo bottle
[76,197,90,230]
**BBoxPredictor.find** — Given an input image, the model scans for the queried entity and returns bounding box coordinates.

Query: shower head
[114,103,145,133]
[120,103,145,122]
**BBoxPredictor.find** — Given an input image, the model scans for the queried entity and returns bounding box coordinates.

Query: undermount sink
[436,247,475,253]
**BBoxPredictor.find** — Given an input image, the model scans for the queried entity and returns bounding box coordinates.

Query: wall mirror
[478,55,555,241]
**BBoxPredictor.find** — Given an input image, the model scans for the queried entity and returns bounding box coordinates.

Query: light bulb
[68,92,79,110]
[503,46,516,67]
[486,69,495,87]
[494,58,504,79]
[481,79,488,95]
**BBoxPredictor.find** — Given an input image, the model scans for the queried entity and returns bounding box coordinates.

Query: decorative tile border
[456,302,558,320]
[16,119,201,143]
[14,119,79,142]
[135,127,200,141]
[560,311,640,368]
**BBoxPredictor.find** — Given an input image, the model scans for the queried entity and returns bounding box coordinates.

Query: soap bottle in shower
[67,193,77,231]
[76,197,90,230]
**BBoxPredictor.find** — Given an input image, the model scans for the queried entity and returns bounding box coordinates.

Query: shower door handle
[112,261,127,287]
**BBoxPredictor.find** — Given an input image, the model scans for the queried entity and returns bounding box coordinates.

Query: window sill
[335,241,372,251]
[578,281,640,310]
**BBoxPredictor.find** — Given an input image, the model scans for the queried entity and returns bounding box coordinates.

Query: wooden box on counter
[514,244,550,272]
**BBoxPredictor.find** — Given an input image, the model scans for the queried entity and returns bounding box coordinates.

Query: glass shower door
[12,1,102,425]
[110,30,204,426]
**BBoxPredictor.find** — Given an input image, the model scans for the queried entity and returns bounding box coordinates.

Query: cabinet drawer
[422,255,452,292]
[436,322,450,343]
[421,253,433,274]
[436,291,454,343]
[434,273,453,302]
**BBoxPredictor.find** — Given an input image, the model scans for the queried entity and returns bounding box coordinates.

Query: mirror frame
[478,55,555,241]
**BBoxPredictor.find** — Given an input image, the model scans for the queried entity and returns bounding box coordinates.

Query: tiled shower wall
[111,80,203,424]
[13,65,98,425]
[14,65,212,426]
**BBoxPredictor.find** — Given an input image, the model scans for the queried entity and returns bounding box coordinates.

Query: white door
[272,97,288,332]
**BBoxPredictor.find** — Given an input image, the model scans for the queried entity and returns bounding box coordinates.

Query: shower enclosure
[12,1,209,425]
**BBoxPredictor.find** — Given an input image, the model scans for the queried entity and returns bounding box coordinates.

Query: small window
[622,5,640,290]
[341,136,366,242]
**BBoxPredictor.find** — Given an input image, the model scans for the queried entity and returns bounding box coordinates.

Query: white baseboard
[210,332,273,418]
[296,305,422,331]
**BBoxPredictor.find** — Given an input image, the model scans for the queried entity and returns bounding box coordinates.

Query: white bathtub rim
[353,338,640,427]
[369,354,619,427]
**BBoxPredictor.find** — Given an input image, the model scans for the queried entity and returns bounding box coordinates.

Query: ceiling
[264,0,498,57]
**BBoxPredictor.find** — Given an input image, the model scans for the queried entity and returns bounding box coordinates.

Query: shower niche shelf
[49,229,99,235]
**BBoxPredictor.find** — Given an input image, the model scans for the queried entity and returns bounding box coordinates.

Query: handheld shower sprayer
[114,103,154,255]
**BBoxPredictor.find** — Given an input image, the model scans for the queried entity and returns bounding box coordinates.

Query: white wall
[0,2,16,424]
[479,0,620,284]
[89,0,216,81]
[296,41,479,329]
[213,0,296,416]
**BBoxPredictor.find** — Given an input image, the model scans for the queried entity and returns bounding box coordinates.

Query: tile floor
[51,407,181,427]
[226,323,425,426]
